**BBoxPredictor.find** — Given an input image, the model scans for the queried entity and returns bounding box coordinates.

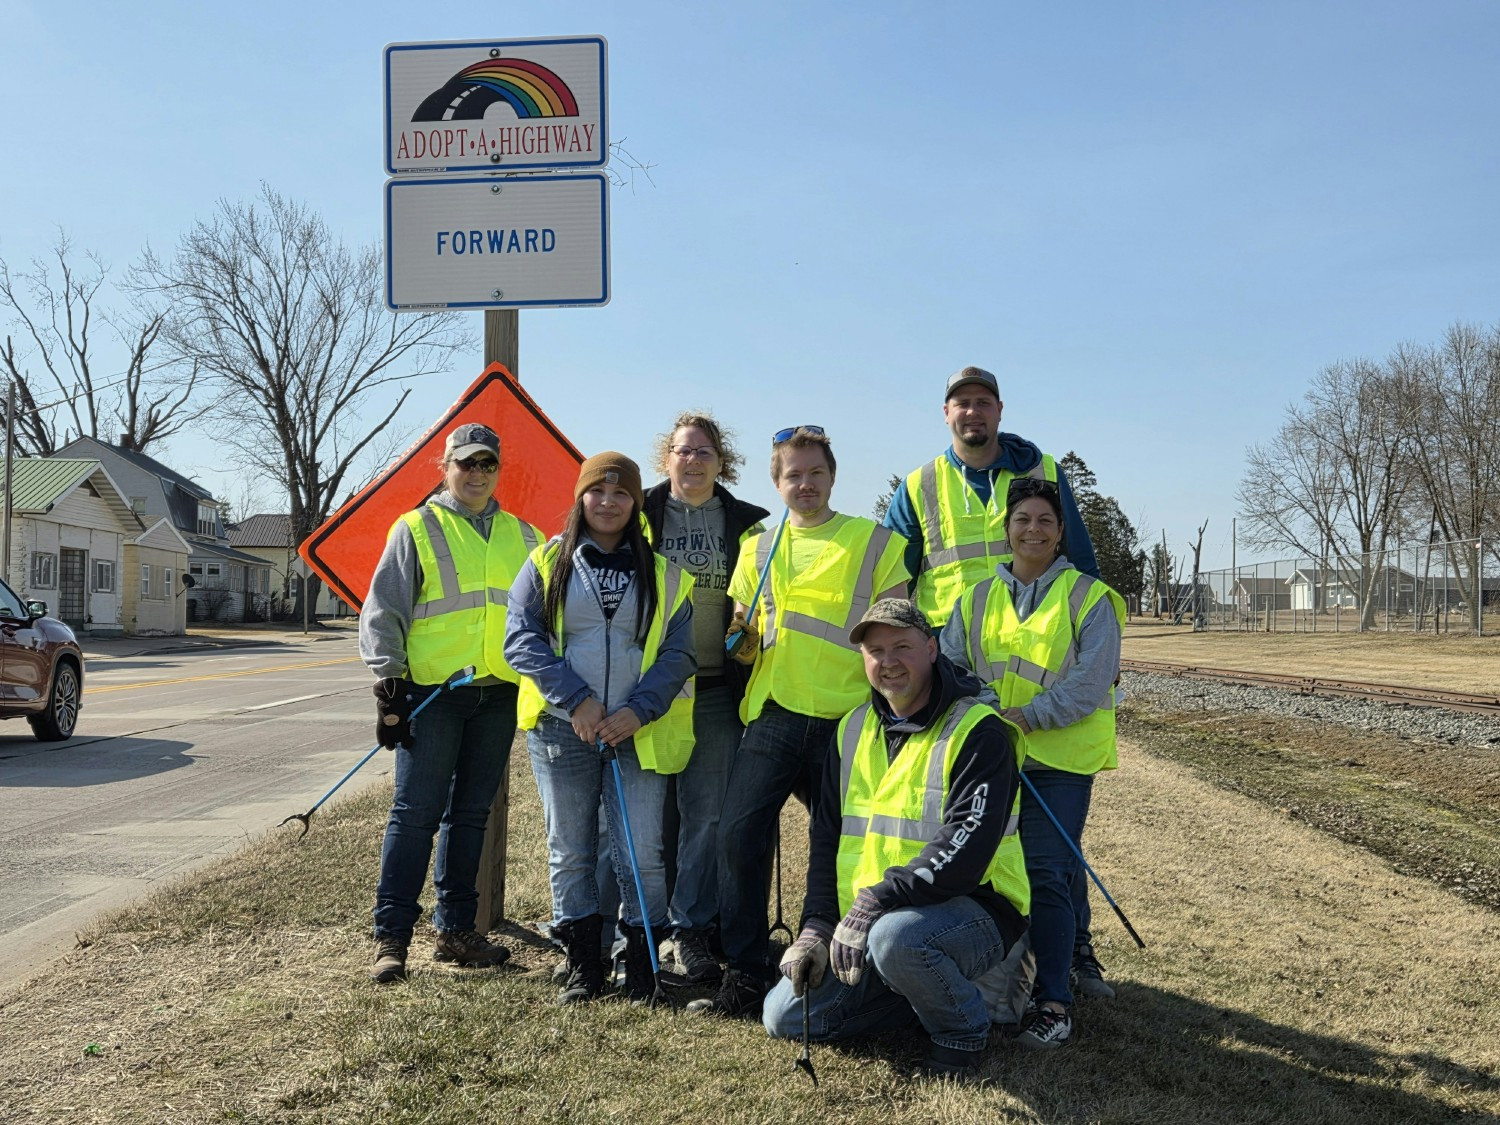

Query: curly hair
[649,411,743,485]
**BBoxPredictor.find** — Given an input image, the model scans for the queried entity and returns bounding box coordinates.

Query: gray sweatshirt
[358,490,501,683]
[938,554,1121,739]
[654,493,729,677]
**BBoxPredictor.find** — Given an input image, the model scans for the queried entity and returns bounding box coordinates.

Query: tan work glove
[725,609,760,664]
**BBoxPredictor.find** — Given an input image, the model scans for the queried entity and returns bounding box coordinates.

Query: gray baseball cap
[849,598,934,645]
[444,422,500,461]
[944,365,1000,401]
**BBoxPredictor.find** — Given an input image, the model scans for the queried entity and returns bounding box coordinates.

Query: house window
[93,560,116,593]
[165,567,174,595]
[32,552,57,589]
[130,496,147,515]
[197,503,218,537]
[141,564,152,597]
[207,563,221,579]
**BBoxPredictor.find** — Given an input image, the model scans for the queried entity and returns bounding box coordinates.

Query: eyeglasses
[1007,477,1058,502]
[772,425,826,444]
[454,457,499,473]
[670,445,719,460]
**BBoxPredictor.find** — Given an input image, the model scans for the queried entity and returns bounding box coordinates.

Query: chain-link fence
[1174,537,1497,635]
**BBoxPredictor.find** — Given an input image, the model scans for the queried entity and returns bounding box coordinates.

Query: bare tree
[1237,359,1414,628]
[1390,323,1500,626]
[134,185,472,621]
[0,231,196,454]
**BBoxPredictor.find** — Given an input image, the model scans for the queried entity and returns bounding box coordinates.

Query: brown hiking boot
[370,938,409,983]
[433,929,510,967]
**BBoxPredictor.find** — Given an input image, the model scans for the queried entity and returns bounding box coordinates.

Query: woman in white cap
[505,452,697,1005]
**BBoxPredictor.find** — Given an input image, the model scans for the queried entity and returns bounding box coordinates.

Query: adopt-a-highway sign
[384,173,609,311]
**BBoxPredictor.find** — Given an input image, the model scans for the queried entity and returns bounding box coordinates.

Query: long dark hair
[541,498,659,644]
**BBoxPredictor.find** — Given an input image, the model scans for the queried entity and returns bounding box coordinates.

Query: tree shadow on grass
[816,981,1498,1124]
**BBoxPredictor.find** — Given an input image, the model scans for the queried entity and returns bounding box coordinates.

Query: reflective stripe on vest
[756,524,894,654]
[402,505,538,684]
[834,697,1028,917]
[959,569,1125,774]
[910,454,1056,624]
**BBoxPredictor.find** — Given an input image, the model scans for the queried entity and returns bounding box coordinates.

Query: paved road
[0,632,378,997]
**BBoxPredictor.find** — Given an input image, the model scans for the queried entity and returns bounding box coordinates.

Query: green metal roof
[8,458,100,513]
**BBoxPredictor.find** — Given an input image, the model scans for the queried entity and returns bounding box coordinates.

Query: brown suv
[0,578,84,741]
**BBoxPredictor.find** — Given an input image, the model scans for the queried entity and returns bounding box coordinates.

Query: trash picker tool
[599,739,691,1003]
[794,984,819,1086]
[769,827,794,944]
[725,508,789,657]
[280,666,477,839]
[1019,771,1146,950]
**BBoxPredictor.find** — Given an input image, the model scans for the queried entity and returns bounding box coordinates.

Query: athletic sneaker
[685,968,766,1018]
[1016,1005,1072,1050]
[1071,943,1116,1000]
[671,928,723,984]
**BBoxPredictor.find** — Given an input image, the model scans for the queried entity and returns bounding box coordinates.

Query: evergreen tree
[1059,452,1145,600]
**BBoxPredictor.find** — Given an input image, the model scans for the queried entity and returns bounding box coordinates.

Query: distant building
[56,437,274,623]
[227,513,351,619]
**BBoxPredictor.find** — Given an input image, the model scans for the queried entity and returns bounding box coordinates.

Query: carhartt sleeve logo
[414,58,580,121]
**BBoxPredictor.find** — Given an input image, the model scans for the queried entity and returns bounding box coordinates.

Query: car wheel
[30,660,80,741]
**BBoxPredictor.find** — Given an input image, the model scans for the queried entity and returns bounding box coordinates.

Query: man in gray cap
[359,422,544,983]
[761,599,1028,1080]
[883,366,1098,628]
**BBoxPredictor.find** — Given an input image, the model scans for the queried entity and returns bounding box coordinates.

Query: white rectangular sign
[385,37,608,175]
[384,174,610,310]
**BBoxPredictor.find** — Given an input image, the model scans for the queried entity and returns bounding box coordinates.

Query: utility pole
[477,308,518,932]
[2,382,14,585]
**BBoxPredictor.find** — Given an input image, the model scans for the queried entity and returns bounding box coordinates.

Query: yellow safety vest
[953,569,1126,774]
[740,517,898,724]
[400,504,541,686]
[515,543,698,775]
[834,696,1029,918]
[907,453,1057,625]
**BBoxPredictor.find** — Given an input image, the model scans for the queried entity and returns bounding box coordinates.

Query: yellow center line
[84,657,364,695]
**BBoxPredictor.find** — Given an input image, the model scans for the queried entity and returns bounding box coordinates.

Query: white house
[6,457,145,634]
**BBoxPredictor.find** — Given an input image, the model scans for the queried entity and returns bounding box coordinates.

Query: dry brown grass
[1122,620,1500,694]
[2,710,1498,1123]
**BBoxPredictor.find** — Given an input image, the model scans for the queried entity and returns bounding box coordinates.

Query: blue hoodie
[883,433,1099,584]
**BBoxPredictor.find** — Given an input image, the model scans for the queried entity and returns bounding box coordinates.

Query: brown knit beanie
[574,451,644,511]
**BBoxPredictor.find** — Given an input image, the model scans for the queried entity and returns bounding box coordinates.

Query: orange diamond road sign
[300,363,582,610]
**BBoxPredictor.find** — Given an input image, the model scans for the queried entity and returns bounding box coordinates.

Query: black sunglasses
[455,456,499,473]
[1007,477,1058,503]
[772,425,826,445]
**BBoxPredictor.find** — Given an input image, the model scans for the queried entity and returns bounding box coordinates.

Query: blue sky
[3,1,1498,571]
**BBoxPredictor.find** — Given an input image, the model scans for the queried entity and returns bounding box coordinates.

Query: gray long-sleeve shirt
[938,554,1121,736]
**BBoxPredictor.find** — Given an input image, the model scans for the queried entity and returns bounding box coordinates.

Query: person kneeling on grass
[762,599,1029,1080]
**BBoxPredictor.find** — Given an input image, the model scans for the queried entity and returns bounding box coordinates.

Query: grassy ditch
[1119,699,1500,913]
[3,739,1499,1123]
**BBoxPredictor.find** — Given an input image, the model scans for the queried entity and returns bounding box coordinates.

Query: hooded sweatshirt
[800,654,1026,950]
[883,434,1100,585]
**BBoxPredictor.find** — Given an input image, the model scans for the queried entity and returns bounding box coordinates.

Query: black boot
[619,922,659,1003]
[556,915,607,1006]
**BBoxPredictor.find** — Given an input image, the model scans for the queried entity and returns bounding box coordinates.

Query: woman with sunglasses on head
[360,423,544,985]
[939,476,1126,1051]
[504,453,697,1005]
[641,412,770,985]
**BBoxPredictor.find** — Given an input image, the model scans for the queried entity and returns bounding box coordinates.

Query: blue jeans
[1019,767,1095,1007]
[373,682,517,941]
[763,898,1006,1051]
[665,684,740,932]
[527,714,669,929]
[716,701,840,976]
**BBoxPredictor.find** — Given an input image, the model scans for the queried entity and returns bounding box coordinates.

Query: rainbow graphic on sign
[413,58,580,121]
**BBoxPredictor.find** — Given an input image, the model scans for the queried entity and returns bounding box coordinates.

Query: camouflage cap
[849,598,934,645]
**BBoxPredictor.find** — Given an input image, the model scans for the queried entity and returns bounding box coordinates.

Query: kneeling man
[762,599,1028,1080]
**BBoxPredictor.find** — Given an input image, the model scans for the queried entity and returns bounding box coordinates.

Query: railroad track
[1120,659,1500,717]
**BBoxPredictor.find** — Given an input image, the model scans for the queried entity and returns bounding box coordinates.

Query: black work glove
[374,678,417,749]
